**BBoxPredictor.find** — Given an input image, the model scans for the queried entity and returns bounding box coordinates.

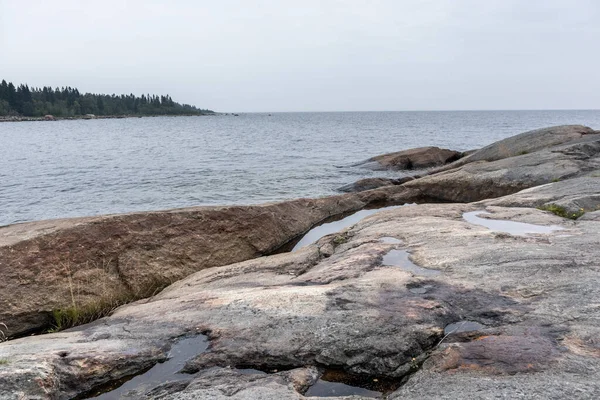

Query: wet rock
[360,146,463,171]
[131,367,320,399]
[428,327,560,375]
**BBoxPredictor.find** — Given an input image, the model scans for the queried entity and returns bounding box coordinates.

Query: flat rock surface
[1,177,599,399]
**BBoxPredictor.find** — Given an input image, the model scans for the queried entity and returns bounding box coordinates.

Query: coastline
[0,112,217,123]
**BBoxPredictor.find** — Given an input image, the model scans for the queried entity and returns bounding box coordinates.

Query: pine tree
[0,79,213,117]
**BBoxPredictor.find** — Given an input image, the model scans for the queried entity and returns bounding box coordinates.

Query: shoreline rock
[337,175,421,193]
[1,124,600,399]
[1,179,599,398]
[342,125,600,197]
[355,146,463,171]
[0,113,216,123]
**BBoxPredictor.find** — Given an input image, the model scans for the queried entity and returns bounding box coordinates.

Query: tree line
[0,79,213,117]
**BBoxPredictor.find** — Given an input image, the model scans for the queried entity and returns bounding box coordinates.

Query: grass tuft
[49,280,169,332]
[48,260,172,333]
[537,204,585,220]
[49,293,133,332]
[333,234,348,245]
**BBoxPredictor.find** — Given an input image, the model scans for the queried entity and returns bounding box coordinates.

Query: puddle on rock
[463,211,563,236]
[305,380,382,398]
[379,236,402,244]
[86,334,208,399]
[235,368,268,375]
[382,250,441,277]
[444,321,485,335]
[304,370,395,398]
[292,205,411,252]
[408,284,434,294]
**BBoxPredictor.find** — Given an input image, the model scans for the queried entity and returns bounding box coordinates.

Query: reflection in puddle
[409,284,433,294]
[236,368,268,375]
[304,370,401,398]
[305,379,382,398]
[382,250,441,277]
[87,335,208,399]
[379,236,402,244]
[444,321,485,335]
[292,206,404,251]
[463,211,563,236]
[305,370,385,398]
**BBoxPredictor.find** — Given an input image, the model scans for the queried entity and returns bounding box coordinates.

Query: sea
[1,110,599,226]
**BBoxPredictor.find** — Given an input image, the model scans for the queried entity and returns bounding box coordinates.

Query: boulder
[402,134,600,202]
[0,186,422,338]
[360,146,463,171]
[341,125,598,201]
[432,124,597,173]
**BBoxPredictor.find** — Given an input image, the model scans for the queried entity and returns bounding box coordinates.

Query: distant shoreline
[0,113,217,123]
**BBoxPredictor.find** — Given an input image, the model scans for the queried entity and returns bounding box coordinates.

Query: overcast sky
[0,0,598,112]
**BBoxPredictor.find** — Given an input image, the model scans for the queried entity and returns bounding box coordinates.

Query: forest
[0,79,213,117]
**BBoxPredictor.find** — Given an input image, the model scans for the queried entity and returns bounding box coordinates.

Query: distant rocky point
[0,79,214,121]
[0,113,216,123]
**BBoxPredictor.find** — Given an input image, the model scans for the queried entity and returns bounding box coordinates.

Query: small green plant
[410,356,419,371]
[333,234,348,245]
[551,178,561,183]
[0,359,9,365]
[48,261,171,332]
[50,294,131,332]
[518,150,529,155]
[537,204,585,220]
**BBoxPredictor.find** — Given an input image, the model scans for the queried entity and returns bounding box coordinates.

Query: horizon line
[222,108,600,114]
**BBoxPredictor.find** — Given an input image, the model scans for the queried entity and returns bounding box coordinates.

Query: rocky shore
[0,125,599,399]
[0,113,215,123]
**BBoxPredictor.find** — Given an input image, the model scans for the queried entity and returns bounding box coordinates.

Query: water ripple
[1,111,599,226]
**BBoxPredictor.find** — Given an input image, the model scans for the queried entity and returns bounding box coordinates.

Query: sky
[0,0,598,112]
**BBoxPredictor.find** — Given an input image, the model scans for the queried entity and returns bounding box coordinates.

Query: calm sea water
[1,110,599,226]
